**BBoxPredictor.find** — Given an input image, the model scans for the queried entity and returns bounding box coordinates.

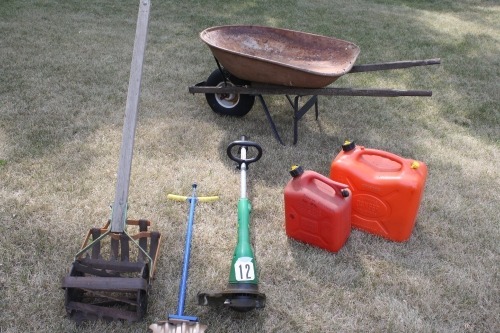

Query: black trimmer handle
[227,136,262,168]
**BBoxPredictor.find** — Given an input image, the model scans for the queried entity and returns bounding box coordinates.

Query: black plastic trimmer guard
[198,283,266,312]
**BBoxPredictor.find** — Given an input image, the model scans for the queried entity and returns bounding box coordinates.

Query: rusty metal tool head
[61,0,161,323]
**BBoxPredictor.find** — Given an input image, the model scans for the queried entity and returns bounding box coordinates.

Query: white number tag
[234,257,255,281]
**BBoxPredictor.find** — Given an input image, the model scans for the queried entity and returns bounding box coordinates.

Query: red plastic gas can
[284,166,352,253]
[329,142,427,242]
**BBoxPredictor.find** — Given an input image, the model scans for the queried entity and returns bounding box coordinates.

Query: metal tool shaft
[167,185,218,323]
[176,185,198,318]
[240,145,247,199]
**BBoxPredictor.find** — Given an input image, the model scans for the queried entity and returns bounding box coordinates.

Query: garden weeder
[61,0,162,322]
[149,184,218,333]
[197,136,266,312]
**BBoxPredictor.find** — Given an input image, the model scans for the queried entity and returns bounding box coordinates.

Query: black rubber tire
[205,69,255,117]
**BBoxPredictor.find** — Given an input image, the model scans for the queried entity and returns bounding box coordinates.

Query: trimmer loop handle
[227,136,262,168]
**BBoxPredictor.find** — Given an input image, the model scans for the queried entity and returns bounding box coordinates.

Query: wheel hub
[215,82,240,108]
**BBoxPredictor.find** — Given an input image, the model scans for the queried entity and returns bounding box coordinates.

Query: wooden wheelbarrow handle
[349,58,441,73]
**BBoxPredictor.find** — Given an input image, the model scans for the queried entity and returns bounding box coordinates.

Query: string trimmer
[197,136,266,312]
[61,0,161,322]
[150,184,218,333]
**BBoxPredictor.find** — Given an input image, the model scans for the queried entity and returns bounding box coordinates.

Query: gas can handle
[227,136,263,167]
[357,148,406,166]
[304,172,350,198]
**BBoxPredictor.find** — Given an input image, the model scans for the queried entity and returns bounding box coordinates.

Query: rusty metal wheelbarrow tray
[200,25,361,88]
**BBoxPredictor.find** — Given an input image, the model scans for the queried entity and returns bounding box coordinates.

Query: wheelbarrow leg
[257,95,285,145]
[315,98,319,120]
[291,95,318,145]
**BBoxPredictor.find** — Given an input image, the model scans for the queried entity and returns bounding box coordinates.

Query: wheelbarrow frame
[189,58,441,145]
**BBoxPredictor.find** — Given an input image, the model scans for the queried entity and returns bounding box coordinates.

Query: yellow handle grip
[197,196,220,202]
[167,194,219,202]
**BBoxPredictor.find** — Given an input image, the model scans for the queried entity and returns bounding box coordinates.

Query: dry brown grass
[1,0,498,332]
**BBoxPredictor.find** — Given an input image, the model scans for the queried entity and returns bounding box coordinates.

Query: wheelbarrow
[188,25,441,144]
[61,0,162,322]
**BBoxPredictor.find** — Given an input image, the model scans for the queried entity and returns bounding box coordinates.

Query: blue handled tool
[150,184,218,333]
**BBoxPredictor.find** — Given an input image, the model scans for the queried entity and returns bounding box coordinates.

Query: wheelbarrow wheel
[205,69,255,117]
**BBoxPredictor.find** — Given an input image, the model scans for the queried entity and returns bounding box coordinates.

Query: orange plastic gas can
[284,166,352,253]
[329,142,427,242]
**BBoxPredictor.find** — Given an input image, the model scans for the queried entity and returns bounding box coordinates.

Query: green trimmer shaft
[197,136,266,312]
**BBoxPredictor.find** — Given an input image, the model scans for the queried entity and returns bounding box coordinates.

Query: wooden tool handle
[349,58,441,73]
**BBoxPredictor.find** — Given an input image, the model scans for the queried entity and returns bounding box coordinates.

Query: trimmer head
[198,283,266,312]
